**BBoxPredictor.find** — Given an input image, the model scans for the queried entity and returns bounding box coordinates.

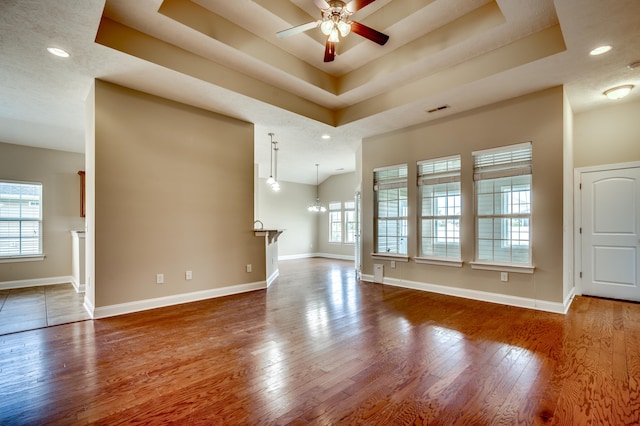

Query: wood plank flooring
[0,283,90,335]
[0,258,639,425]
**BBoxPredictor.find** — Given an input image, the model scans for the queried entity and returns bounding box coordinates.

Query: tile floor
[0,283,90,335]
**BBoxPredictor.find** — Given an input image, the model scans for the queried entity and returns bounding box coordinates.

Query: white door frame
[574,160,640,296]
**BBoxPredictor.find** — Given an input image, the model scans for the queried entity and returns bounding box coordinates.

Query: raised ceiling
[1,0,639,183]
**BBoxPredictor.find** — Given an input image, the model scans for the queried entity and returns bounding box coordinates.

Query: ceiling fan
[276,0,390,62]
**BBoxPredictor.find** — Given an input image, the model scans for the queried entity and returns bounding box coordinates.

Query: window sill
[371,253,410,262]
[470,262,535,274]
[0,255,45,264]
[414,257,463,268]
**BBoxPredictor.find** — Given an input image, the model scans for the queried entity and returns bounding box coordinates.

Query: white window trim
[0,255,45,264]
[374,164,409,255]
[0,180,43,260]
[418,155,461,261]
[470,261,535,274]
[371,253,410,262]
[344,201,356,244]
[414,257,463,267]
[328,202,342,243]
[473,143,532,266]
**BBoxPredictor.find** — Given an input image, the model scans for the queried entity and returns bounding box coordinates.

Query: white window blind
[473,142,532,181]
[418,155,461,185]
[0,181,43,258]
[374,164,408,190]
[418,156,461,260]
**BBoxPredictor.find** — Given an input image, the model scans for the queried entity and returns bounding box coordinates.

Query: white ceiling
[0,0,639,184]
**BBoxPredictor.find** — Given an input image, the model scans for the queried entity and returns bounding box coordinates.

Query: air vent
[427,105,450,113]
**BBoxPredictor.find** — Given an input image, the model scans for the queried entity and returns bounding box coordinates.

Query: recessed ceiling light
[321,134,331,140]
[603,85,634,100]
[47,47,70,58]
[590,45,612,56]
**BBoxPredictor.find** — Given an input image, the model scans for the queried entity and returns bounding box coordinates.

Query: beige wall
[318,172,357,258]
[0,142,85,284]
[574,99,640,168]
[93,80,264,307]
[256,178,318,257]
[361,87,565,304]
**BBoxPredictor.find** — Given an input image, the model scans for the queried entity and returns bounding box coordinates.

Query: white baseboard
[92,280,267,319]
[279,253,316,260]
[360,274,571,314]
[0,276,74,291]
[83,296,95,319]
[316,253,355,261]
[70,276,86,293]
[562,287,576,314]
[279,253,355,261]
[267,269,279,287]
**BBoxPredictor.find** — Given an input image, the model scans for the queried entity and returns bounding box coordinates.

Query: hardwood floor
[0,258,638,425]
[0,283,90,335]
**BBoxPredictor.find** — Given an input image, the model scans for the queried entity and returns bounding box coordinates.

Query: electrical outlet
[156,273,164,284]
[185,270,192,280]
[500,272,508,282]
[246,264,252,273]
[391,260,396,269]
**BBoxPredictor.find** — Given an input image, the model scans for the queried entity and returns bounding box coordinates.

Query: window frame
[374,164,409,257]
[344,201,356,244]
[471,142,534,272]
[328,201,342,243]
[417,155,462,266]
[0,180,44,262]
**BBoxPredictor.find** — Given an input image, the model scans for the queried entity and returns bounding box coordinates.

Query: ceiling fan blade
[324,40,336,62]
[276,21,321,39]
[312,0,330,10]
[350,21,389,45]
[345,0,377,13]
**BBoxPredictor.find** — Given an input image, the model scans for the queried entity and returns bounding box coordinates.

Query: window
[329,202,342,243]
[418,155,461,260]
[344,201,356,244]
[0,181,43,258]
[473,142,532,265]
[374,164,408,255]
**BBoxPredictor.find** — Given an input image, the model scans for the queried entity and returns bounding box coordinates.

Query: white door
[581,166,640,301]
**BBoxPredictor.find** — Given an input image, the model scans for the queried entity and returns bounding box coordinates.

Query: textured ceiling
[0,0,639,184]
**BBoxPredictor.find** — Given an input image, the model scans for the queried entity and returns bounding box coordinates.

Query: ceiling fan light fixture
[276,0,388,62]
[604,85,634,100]
[321,20,334,35]
[337,21,351,37]
[328,28,340,42]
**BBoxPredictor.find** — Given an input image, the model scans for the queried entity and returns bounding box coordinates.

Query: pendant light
[272,140,280,192]
[266,133,280,191]
[308,164,326,212]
